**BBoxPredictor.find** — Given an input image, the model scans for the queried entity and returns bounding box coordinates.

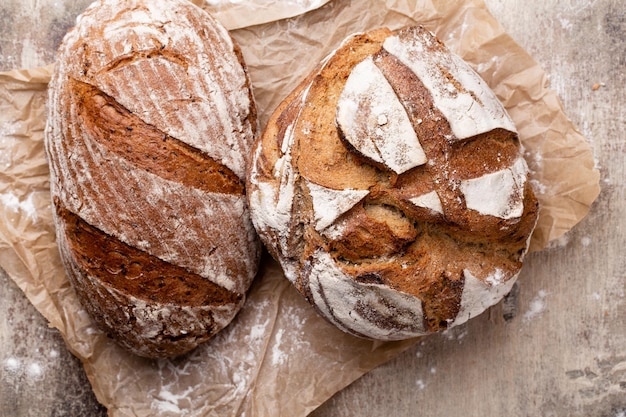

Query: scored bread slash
[45,0,261,358]
[247,25,539,340]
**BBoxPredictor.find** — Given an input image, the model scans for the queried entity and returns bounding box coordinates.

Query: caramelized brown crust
[74,79,245,195]
[57,202,241,307]
[296,30,393,191]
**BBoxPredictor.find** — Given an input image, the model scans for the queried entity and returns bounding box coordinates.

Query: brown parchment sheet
[190,0,332,29]
[0,0,601,416]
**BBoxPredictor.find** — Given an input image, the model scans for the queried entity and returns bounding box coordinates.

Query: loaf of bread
[45,0,261,358]
[247,26,539,340]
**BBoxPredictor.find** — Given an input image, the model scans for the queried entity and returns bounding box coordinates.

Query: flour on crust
[246,25,538,341]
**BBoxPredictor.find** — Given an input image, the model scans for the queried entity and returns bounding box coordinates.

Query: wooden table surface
[1,0,624,416]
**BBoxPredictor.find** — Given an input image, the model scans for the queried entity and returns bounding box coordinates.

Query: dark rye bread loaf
[45,0,261,358]
[247,26,539,340]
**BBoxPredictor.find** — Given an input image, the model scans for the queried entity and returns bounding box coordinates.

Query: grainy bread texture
[45,0,261,358]
[247,26,539,340]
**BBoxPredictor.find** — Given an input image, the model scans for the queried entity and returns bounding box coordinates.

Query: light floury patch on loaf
[248,132,297,261]
[460,157,528,219]
[63,0,253,179]
[382,27,516,142]
[305,180,369,231]
[336,56,427,174]
[248,124,297,237]
[97,283,239,357]
[319,217,350,240]
[408,190,444,215]
[305,250,426,340]
[449,269,519,328]
[248,82,315,262]
[129,297,237,339]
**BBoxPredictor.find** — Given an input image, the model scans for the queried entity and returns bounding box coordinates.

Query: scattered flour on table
[0,121,19,169]
[529,179,547,195]
[547,232,571,249]
[154,386,194,414]
[441,325,468,343]
[558,16,574,31]
[26,362,43,378]
[271,328,287,366]
[271,305,311,367]
[0,145,13,170]
[412,367,436,391]
[2,357,45,382]
[248,317,271,341]
[0,191,38,221]
[3,357,21,373]
[524,290,548,321]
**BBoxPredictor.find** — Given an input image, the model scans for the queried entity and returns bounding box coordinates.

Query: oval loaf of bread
[247,26,539,340]
[45,0,261,358]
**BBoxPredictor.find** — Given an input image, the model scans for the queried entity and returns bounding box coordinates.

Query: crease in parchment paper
[0,0,600,416]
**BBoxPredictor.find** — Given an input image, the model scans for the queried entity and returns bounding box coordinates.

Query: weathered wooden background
[0,0,623,416]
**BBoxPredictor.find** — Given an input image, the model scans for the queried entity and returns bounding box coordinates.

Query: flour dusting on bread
[46,0,260,358]
[382,27,517,141]
[247,25,538,341]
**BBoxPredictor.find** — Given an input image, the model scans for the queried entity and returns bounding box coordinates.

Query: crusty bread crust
[247,26,538,340]
[45,0,261,358]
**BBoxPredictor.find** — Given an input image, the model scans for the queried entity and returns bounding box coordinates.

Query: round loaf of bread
[247,26,539,340]
[45,0,261,358]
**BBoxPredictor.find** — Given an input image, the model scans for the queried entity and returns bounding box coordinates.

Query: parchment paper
[191,0,332,29]
[0,0,601,416]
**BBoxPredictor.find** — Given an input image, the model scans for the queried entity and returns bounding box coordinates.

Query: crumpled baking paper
[0,0,601,416]
[190,0,332,29]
